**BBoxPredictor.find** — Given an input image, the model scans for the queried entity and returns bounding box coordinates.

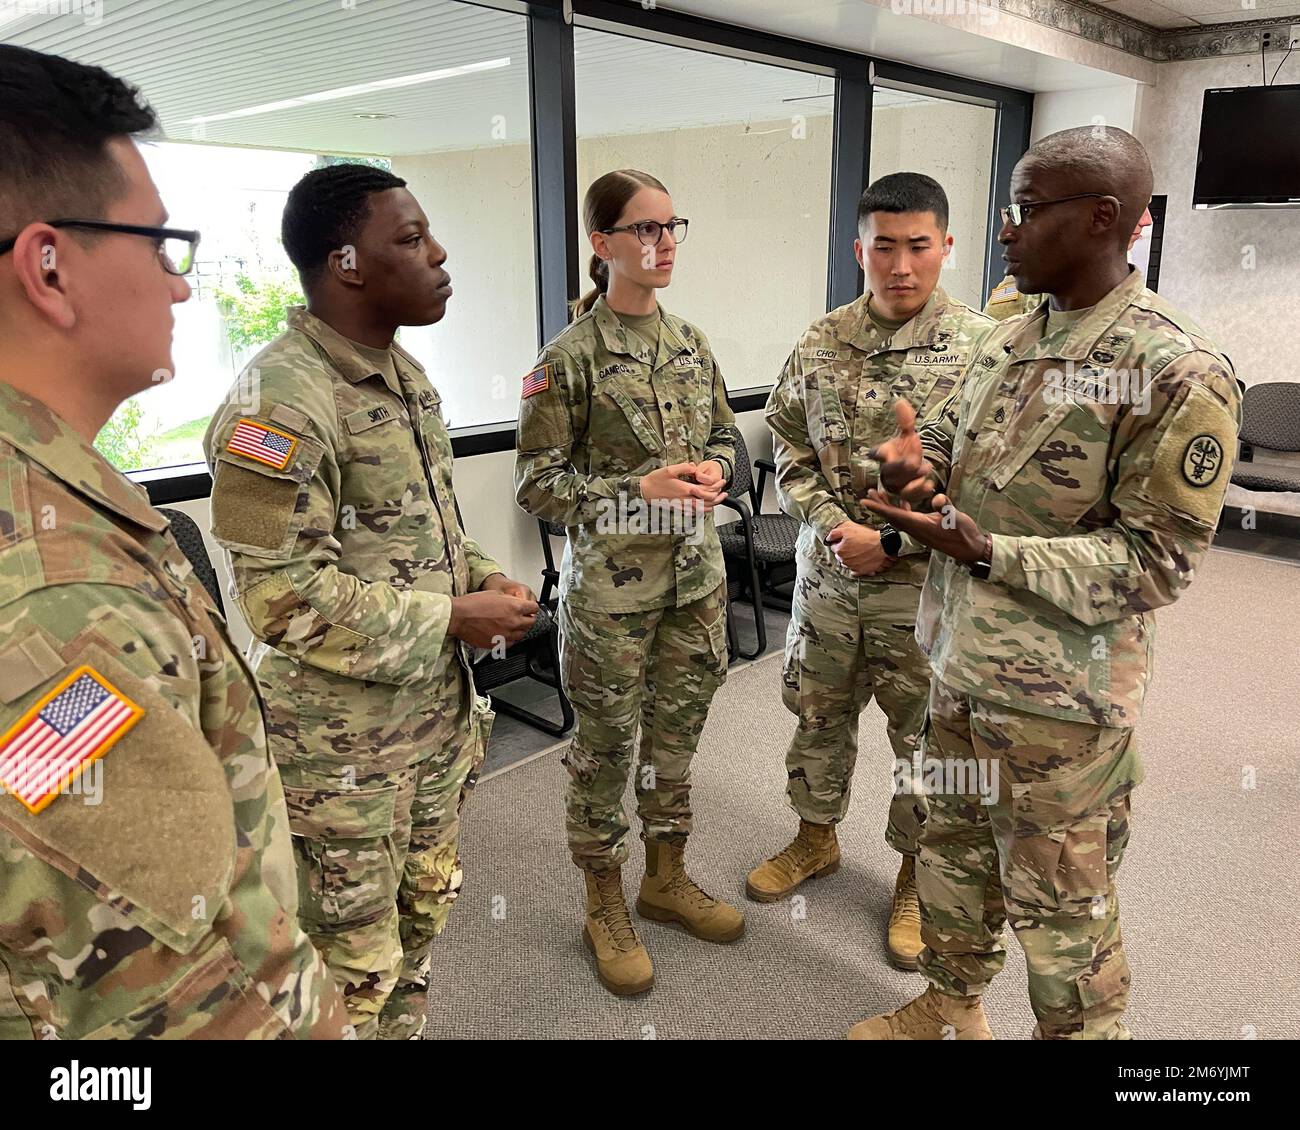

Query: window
[574,27,835,393]
[10,0,537,470]
[869,87,996,310]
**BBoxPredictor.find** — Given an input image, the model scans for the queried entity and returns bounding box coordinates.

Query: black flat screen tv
[1193,85,1300,208]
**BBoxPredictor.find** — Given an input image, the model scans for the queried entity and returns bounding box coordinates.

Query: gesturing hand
[868,399,939,509]
[859,491,989,566]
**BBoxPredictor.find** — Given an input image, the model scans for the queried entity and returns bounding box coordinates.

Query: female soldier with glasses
[514,169,743,996]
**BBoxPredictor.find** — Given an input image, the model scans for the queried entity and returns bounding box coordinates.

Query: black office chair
[716,426,799,660]
[462,508,573,738]
[1230,381,1300,495]
[158,506,225,616]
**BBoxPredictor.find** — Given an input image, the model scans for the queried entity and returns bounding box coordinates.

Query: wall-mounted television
[1193,85,1300,208]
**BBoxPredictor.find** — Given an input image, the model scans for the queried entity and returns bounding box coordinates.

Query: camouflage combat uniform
[765,288,994,851]
[0,384,348,1039]
[984,272,1041,322]
[203,308,500,1040]
[913,268,1240,1037]
[514,295,735,871]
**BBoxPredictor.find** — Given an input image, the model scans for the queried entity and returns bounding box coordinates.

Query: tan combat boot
[886,854,923,971]
[745,819,840,902]
[636,841,745,943]
[847,986,994,1040]
[583,868,653,997]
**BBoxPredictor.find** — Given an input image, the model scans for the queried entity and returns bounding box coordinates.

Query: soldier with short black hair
[748,172,994,971]
[0,45,348,1039]
[204,164,538,1040]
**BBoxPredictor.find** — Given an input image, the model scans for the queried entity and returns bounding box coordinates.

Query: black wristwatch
[968,534,994,580]
[879,524,903,557]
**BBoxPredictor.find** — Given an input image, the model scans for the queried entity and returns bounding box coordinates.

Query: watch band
[968,533,993,580]
[879,524,903,557]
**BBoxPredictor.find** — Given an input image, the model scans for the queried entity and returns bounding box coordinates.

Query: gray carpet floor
[425,548,1300,1040]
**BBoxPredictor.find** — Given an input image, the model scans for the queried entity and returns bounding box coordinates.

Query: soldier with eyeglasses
[515,169,742,997]
[0,46,348,1039]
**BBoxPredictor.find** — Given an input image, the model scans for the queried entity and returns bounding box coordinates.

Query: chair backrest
[1239,381,1300,452]
[724,425,756,504]
[157,507,224,615]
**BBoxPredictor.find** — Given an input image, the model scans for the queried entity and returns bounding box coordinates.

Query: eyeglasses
[999,194,1122,227]
[0,219,202,275]
[600,218,689,246]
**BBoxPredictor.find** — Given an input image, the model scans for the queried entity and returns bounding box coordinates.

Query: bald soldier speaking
[851,127,1240,1039]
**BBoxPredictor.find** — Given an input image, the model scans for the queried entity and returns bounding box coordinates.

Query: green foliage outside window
[213,272,306,351]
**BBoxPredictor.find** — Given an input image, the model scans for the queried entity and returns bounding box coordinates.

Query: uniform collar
[287,306,425,398]
[839,287,950,354]
[1011,268,1148,363]
[591,294,693,370]
[0,383,168,533]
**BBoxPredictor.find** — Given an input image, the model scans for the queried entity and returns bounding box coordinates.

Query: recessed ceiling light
[185,57,511,125]
[355,113,396,120]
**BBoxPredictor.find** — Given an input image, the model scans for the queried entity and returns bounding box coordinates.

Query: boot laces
[768,830,820,876]
[593,875,639,951]
[890,868,920,929]
[663,858,718,909]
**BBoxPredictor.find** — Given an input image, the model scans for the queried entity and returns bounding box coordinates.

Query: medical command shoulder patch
[226,418,298,470]
[0,666,143,813]
[522,365,551,398]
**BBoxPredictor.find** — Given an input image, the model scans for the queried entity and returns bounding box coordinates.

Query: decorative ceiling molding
[992,0,1300,61]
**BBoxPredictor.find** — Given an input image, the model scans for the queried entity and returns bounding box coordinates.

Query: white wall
[1031,85,1141,141]
[1135,55,1300,387]
[869,99,996,309]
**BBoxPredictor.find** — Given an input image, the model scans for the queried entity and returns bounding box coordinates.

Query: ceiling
[1097,0,1300,30]
[0,0,943,159]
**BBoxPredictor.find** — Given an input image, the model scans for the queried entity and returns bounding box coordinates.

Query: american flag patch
[991,283,1018,301]
[0,667,143,814]
[226,418,298,470]
[521,365,550,399]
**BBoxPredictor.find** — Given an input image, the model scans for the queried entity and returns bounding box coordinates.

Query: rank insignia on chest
[0,667,143,813]
[227,418,298,470]
[522,364,551,398]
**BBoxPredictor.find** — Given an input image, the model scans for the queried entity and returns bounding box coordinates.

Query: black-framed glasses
[600,218,689,246]
[999,194,1122,227]
[0,219,202,275]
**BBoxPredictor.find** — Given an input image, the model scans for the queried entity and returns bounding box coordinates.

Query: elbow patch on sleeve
[1140,384,1237,526]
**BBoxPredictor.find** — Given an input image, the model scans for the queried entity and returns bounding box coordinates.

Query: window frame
[133,0,1033,505]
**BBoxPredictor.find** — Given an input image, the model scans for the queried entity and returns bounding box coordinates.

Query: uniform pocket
[81,937,288,1040]
[1005,737,1141,914]
[282,781,400,927]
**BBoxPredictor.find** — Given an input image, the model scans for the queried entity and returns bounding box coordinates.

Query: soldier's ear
[327,243,363,289]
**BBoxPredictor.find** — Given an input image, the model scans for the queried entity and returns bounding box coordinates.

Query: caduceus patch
[1182,434,1224,487]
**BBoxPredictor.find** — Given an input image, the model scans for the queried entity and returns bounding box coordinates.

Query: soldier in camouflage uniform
[749,174,994,971]
[0,47,348,1038]
[515,170,743,996]
[854,128,1240,1039]
[204,166,538,1039]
